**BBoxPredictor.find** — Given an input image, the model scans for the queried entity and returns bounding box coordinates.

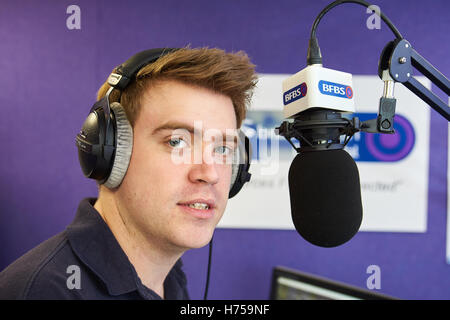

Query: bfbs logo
[283,82,307,105]
[319,80,353,99]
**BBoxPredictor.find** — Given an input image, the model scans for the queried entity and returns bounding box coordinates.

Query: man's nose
[188,148,220,185]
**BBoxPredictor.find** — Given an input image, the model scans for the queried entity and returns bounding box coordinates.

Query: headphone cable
[203,235,214,300]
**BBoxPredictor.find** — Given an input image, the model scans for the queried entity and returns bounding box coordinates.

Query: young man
[0,47,257,299]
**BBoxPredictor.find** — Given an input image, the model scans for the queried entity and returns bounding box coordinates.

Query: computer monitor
[270,266,396,300]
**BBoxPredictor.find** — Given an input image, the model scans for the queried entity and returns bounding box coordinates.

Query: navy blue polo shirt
[0,198,190,300]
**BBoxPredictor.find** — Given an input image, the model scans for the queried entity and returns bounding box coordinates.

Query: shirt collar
[66,198,138,296]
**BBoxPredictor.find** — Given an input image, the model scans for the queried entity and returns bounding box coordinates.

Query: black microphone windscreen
[288,149,362,247]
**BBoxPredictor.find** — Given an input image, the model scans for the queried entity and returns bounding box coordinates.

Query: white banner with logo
[219,74,430,233]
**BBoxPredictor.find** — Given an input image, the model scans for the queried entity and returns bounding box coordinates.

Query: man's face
[115,80,237,252]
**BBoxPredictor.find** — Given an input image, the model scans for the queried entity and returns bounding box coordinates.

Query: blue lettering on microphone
[319,80,353,99]
[283,82,307,105]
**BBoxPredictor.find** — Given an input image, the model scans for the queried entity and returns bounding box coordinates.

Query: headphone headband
[107,48,179,90]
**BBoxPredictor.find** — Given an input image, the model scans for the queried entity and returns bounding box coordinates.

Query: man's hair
[97,47,258,128]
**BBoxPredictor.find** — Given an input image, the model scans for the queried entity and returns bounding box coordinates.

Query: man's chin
[174,231,214,251]
[190,238,213,249]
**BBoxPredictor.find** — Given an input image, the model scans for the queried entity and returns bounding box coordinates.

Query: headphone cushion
[104,102,133,189]
[230,150,240,191]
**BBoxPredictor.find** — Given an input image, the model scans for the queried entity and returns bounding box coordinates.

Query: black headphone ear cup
[228,132,252,199]
[103,102,133,189]
[76,99,112,181]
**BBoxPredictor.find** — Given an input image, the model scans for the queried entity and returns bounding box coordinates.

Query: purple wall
[0,0,449,299]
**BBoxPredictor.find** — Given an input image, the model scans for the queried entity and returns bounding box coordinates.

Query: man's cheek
[223,164,233,184]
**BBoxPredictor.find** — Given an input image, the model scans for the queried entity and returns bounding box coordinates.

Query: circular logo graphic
[300,82,307,97]
[365,115,415,161]
[345,86,353,99]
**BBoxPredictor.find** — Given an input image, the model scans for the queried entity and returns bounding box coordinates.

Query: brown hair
[97,47,258,128]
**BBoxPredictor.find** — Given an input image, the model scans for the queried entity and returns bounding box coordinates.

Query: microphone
[288,150,362,248]
[276,0,431,247]
[276,62,363,247]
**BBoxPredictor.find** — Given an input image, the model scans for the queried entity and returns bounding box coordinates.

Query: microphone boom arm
[379,38,450,121]
[363,38,450,134]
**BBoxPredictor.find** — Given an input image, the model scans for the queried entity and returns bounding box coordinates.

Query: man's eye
[167,137,188,149]
[214,145,233,155]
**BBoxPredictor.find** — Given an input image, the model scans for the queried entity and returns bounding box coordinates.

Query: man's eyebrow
[151,121,238,143]
[152,121,197,135]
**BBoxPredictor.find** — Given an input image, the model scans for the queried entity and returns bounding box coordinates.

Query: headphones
[76,48,252,198]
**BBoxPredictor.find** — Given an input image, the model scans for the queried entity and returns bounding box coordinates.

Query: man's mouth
[177,199,216,211]
[184,203,210,210]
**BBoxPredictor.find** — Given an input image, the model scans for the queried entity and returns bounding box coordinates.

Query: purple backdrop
[0,0,449,299]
